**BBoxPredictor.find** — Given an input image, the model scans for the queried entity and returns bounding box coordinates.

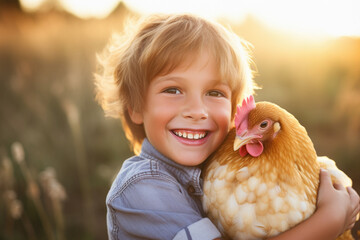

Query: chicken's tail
[317,157,359,240]
[317,156,352,187]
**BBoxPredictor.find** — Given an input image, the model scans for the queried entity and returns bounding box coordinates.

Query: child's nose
[182,96,208,120]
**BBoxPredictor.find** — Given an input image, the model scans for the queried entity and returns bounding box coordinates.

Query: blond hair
[95,14,255,154]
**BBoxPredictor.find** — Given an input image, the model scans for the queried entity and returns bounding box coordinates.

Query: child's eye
[207,90,225,98]
[163,88,181,94]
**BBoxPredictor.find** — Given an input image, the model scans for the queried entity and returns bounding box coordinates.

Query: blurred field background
[0,0,359,239]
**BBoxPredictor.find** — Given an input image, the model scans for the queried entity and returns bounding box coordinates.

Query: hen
[202,95,356,240]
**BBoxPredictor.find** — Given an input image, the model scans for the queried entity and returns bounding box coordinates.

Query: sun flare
[19,0,45,11]
[123,0,360,38]
[19,0,360,37]
[248,0,360,37]
[60,0,120,19]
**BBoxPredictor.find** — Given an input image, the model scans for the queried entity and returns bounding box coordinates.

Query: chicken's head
[234,96,282,157]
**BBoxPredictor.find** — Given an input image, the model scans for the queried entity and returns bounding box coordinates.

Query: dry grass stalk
[40,167,67,240]
[61,99,96,236]
[3,190,23,219]
[10,142,56,240]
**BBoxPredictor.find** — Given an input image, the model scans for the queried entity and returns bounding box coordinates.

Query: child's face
[131,52,232,166]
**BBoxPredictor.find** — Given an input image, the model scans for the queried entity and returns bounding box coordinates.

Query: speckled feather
[202,101,354,240]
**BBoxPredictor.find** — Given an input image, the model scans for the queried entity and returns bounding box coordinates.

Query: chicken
[202,95,356,240]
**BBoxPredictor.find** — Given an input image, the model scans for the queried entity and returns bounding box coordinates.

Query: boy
[95,14,360,240]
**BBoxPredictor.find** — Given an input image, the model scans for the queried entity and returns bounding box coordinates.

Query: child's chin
[172,152,208,166]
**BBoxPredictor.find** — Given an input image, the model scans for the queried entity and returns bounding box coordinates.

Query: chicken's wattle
[239,140,263,157]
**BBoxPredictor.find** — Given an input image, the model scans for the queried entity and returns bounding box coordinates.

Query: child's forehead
[156,50,225,81]
[175,51,214,69]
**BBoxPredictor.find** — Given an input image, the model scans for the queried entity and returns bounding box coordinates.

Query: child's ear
[128,107,143,124]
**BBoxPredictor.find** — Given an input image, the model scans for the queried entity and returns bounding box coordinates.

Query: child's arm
[107,176,222,240]
[268,169,360,240]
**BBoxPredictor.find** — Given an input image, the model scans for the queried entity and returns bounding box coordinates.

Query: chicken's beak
[234,131,263,151]
[234,136,253,151]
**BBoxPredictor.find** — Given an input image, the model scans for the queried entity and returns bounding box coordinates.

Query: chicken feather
[203,97,356,240]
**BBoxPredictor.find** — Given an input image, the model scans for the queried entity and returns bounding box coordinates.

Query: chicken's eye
[260,121,268,129]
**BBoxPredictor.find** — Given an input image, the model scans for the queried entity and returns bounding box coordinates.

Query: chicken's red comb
[235,95,256,134]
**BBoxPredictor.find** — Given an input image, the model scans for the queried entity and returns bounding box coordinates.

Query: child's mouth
[172,130,208,140]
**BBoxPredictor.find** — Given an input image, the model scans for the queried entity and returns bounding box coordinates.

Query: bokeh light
[19,0,45,11]
[60,0,120,19]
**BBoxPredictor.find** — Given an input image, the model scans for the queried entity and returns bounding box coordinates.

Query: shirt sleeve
[106,175,221,240]
[173,218,221,240]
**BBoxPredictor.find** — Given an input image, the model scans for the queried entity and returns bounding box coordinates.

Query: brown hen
[202,96,355,240]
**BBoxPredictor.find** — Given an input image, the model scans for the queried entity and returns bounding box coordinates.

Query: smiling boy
[95,13,253,239]
[95,14,360,240]
[130,51,232,167]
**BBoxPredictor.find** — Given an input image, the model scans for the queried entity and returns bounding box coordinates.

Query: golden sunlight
[123,0,360,38]
[59,0,120,18]
[249,0,360,38]
[19,0,45,11]
[19,0,360,37]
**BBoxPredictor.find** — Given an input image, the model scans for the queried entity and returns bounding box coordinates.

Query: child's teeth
[174,131,206,140]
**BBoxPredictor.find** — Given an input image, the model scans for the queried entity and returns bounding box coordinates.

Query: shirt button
[188,185,195,194]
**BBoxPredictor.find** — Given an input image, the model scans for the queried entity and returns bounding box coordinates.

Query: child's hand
[317,169,360,235]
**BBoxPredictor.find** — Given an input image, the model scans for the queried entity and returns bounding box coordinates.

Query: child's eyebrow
[210,80,231,89]
[151,75,183,85]
[155,75,181,81]
[214,81,230,86]
[155,74,225,83]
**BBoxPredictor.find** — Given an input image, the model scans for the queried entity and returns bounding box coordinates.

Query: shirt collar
[140,138,203,196]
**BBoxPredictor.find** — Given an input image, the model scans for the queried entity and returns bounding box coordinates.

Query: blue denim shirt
[106,138,221,240]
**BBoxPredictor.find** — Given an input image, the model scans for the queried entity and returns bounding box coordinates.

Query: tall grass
[1,142,65,240]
